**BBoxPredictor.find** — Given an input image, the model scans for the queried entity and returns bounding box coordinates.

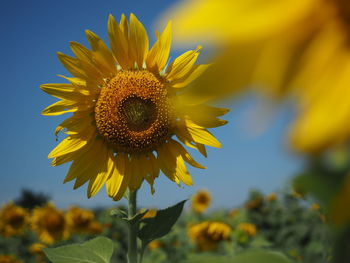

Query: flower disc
[95,70,174,153]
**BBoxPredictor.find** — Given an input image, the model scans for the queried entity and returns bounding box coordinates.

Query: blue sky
[0,0,302,210]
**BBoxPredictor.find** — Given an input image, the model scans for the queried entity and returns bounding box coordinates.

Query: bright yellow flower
[0,202,28,237]
[237,222,257,237]
[29,243,46,255]
[31,202,70,244]
[41,13,228,200]
[191,189,211,213]
[188,221,231,251]
[165,0,350,153]
[0,255,23,263]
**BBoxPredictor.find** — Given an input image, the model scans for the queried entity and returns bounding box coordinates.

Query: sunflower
[41,13,228,200]
[0,202,28,237]
[0,255,23,263]
[188,221,231,251]
[65,206,96,234]
[237,222,257,237]
[165,0,350,154]
[31,202,70,244]
[191,189,211,213]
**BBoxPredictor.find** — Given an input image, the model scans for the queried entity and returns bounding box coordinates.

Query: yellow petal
[55,114,92,136]
[177,119,222,148]
[87,149,114,198]
[129,13,149,68]
[42,100,78,116]
[64,139,105,187]
[170,64,209,88]
[128,157,145,190]
[168,139,206,169]
[107,153,130,201]
[157,143,192,185]
[57,52,87,79]
[48,130,94,159]
[119,14,129,40]
[175,128,207,157]
[70,41,104,80]
[166,46,201,81]
[40,83,88,101]
[108,14,131,70]
[146,21,172,72]
[85,30,116,75]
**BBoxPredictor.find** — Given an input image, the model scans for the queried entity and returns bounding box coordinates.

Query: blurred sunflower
[165,0,350,153]
[0,202,28,237]
[42,13,228,200]
[237,222,257,237]
[188,221,231,251]
[65,206,95,233]
[31,202,70,244]
[0,255,23,263]
[191,189,211,213]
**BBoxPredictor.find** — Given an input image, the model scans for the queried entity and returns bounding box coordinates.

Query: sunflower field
[0,187,332,263]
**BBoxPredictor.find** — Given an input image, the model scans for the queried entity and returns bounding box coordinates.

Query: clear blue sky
[0,0,302,210]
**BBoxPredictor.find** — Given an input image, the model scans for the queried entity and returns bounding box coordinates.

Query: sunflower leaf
[43,237,113,263]
[138,199,186,245]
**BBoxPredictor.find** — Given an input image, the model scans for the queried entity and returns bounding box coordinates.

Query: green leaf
[43,237,113,263]
[138,200,186,245]
[182,250,293,263]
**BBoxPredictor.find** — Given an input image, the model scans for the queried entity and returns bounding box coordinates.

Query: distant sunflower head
[0,202,28,237]
[41,13,228,200]
[0,255,23,263]
[188,221,231,251]
[31,203,70,244]
[237,222,257,237]
[191,189,211,213]
[65,206,95,234]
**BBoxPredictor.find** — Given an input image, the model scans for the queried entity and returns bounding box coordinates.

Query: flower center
[336,0,350,29]
[95,70,174,153]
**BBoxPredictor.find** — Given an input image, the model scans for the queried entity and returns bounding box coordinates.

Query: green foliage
[138,200,186,246]
[182,250,292,263]
[43,237,113,263]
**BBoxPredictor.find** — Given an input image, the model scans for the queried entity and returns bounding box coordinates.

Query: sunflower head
[0,202,28,237]
[237,222,257,237]
[188,221,231,251]
[41,13,228,201]
[191,189,212,213]
[0,255,23,263]
[31,202,70,244]
[65,206,95,233]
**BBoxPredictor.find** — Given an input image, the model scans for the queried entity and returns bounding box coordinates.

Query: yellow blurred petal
[119,14,129,40]
[165,0,318,43]
[166,46,201,81]
[40,83,88,101]
[85,30,116,75]
[129,13,149,68]
[42,100,78,116]
[175,127,207,156]
[146,21,172,72]
[108,14,131,69]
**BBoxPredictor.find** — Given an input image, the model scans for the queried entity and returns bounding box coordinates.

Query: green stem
[127,190,138,263]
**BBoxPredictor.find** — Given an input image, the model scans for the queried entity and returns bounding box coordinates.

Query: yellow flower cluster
[0,201,103,244]
[188,221,231,251]
[0,255,23,263]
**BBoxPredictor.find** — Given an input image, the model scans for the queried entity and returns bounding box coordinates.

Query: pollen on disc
[95,70,175,153]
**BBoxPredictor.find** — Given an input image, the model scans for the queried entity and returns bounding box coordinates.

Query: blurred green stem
[127,190,138,263]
